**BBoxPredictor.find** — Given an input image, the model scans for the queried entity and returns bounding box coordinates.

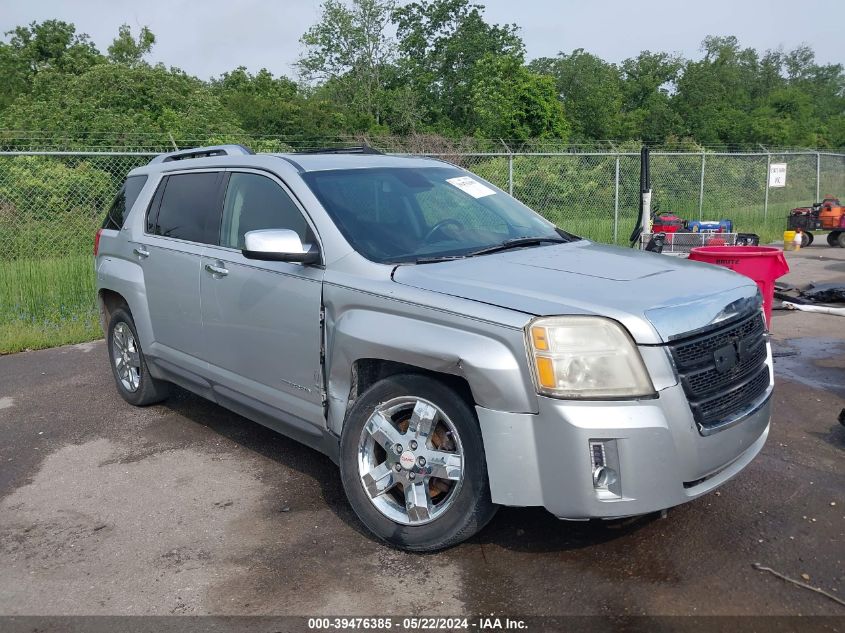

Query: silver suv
[95,144,772,551]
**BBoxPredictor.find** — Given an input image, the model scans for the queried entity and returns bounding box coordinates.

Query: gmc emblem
[713,342,740,373]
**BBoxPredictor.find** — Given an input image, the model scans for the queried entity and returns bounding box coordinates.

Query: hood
[391,240,759,344]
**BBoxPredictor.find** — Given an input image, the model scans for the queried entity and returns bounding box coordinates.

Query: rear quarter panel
[96,233,155,347]
[95,173,161,349]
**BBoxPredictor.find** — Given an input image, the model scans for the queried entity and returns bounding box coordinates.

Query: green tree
[212,66,349,140]
[0,43,30,111]
[393,0,524,133]
[671,36,759,147]
[5,20,102,74]
[750,87,815,147]
[0,20,103,111]
[668,36,845,148]
[213,67,298,134]
[2,17,843,150]
[618,51,682,143]
[780,45,844,147]
[107,24,155,66]
[529,50,623,142]
[470,54,569,140]
[298,0,396,126]
[0,63,243,146]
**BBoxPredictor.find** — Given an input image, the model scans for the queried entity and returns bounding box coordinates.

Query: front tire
[107,307,169,406]
[801,231,813,247]
[339,374,497,551]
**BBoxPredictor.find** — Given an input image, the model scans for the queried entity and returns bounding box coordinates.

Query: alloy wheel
[112,321,141,392]
[357,396,464,525]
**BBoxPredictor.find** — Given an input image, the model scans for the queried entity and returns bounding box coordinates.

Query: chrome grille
[668,310,770,433]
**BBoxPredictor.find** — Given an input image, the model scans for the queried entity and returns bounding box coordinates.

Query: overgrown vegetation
[1,4,842,148]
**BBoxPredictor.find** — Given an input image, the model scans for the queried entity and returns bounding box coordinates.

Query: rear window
[102,175,148,230]
[147,172,224,244]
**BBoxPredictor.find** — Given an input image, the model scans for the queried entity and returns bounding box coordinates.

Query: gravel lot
[0,246,843,618]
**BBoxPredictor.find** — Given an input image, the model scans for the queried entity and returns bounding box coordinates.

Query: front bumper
[477,352,772,519]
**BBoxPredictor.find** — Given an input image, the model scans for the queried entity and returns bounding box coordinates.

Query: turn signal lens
[535,356,556,388]
[531,326,549,351]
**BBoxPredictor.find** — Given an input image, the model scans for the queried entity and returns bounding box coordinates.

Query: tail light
[94,228,103,256]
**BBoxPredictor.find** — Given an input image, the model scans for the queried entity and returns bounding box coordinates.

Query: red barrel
[688,246,789,327]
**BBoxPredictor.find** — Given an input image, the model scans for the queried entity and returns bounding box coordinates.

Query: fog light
[592,465,618,488]
[589,440,621,495]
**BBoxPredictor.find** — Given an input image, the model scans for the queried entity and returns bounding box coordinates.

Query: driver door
[200,170,325,430]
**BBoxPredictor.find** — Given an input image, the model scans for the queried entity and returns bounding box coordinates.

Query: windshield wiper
[465,236,567,257]
[413,254,470,264]
[412,235,569,265]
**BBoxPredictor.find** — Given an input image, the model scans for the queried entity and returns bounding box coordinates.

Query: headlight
[526,316,655,399]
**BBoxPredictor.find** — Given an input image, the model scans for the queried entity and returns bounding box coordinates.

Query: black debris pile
[774,281,845,307]
[800,282,845,303]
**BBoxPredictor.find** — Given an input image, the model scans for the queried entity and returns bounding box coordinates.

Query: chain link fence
[0,147,843,351]
[1,149,842,259]
[422,150,845,246]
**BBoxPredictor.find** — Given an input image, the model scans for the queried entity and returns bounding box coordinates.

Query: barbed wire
[1,130,842,154]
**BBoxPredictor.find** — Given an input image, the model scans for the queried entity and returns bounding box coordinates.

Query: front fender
[324,307,537,435]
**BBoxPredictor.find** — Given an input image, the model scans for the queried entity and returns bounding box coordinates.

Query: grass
[0,255,101,354]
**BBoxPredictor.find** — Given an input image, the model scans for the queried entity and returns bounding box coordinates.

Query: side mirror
[242,229,320,264]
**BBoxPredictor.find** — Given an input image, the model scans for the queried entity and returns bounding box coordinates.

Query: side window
[103,175,147,230]
[145,178,166,234]
[150,172,223,244]
[220,172,311,249]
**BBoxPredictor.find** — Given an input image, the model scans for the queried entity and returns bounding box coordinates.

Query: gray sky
[1,0,843,79]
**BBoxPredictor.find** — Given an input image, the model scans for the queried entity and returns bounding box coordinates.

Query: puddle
[772,337,845,398]
[0,397,14,410]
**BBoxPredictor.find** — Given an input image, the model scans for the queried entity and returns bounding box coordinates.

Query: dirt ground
[0,245,843,619]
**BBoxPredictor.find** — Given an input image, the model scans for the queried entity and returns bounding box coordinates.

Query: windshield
[302,166,568,263]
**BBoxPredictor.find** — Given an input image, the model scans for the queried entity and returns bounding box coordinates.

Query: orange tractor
[787,196,845,247]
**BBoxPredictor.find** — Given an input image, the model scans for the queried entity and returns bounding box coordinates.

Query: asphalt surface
[0,247,843,617]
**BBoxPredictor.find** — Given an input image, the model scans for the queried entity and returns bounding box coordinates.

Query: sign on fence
[768,162,787,188]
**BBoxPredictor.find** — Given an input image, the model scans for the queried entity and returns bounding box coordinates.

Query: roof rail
[148,144,255,165]
[295,145,384,155]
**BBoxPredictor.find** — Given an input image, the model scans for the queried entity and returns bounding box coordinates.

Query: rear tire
[828,232,839,247]
[339,374,497,551]
[107,307,170,406]
[837,232,845,248]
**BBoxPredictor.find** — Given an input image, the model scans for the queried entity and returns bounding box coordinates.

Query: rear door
[200,170,326,429]
[133,170,225,371]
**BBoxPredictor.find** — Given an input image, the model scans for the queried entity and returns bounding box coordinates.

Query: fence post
[698,152,705,220]
[613,156,620,245]
[508,153,514,196]
[816,152,821,202]
[763,153,771,221]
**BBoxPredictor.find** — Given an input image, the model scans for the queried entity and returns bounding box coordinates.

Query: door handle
[133,246,150,258]
[205,263,229,277]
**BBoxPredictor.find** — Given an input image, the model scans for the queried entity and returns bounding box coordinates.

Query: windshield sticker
[446,176,496,199]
